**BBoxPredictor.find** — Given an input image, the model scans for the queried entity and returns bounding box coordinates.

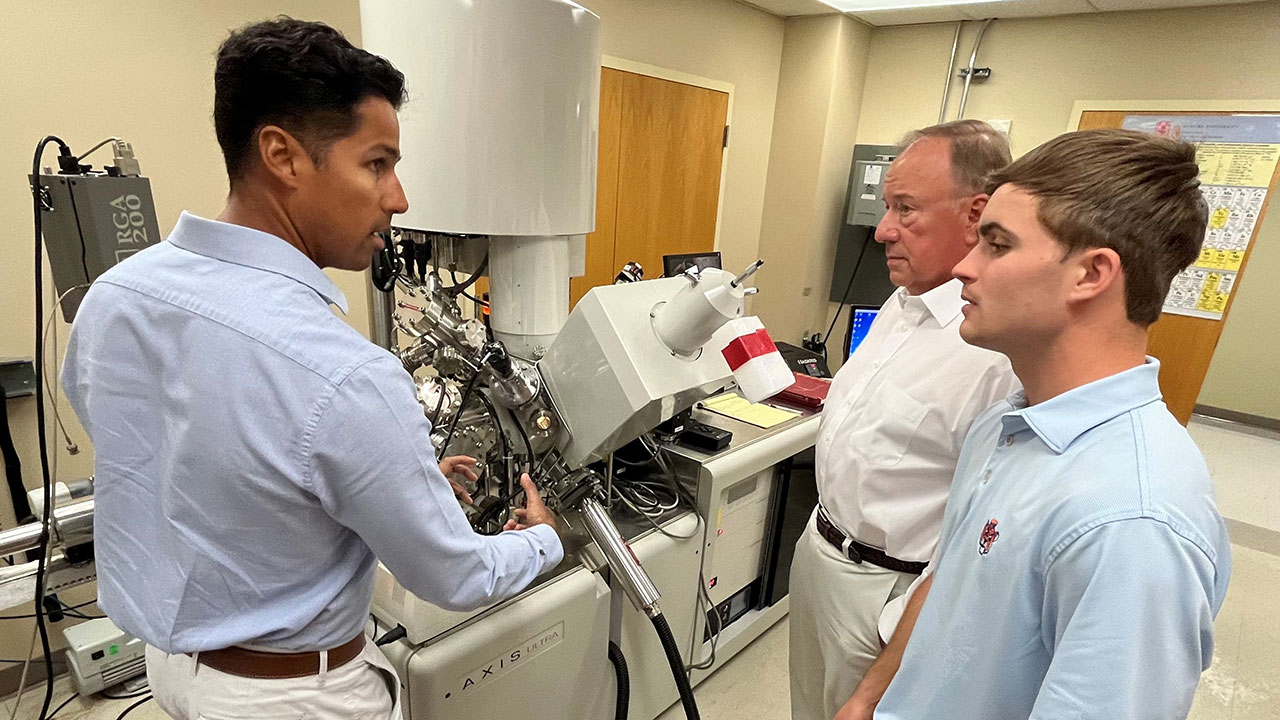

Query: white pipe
[957,18,994,120]
[939,21,963,124]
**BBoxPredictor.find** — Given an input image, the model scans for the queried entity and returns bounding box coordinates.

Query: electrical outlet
[988,119,1012,136]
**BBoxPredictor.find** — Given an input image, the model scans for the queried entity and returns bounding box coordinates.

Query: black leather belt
[815,507,927,575]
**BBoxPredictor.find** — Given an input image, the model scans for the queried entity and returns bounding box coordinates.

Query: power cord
[114,696,154,719]
[375,624,407,647]
[816,227,875,358]
[31,134,76,720]
[45,692,78,720]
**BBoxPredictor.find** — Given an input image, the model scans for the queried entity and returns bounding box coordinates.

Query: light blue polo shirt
[877,359,1231,720]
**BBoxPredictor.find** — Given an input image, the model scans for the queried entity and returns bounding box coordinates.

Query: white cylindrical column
[489,236,571,359]
[360,0,600,237]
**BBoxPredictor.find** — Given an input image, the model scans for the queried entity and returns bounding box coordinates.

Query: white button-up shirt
[815,279,1017,562]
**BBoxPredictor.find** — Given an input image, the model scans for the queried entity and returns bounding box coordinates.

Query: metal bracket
[0,358,36,399]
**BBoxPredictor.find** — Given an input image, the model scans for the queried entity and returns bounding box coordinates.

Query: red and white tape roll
[718,318,795,403]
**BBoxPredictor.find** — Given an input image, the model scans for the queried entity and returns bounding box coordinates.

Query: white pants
[145,641,401,720]
[788,511,917,720]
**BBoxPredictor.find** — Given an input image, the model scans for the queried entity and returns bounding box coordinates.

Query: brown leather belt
[191,633,366,679]
[816,507,927,576]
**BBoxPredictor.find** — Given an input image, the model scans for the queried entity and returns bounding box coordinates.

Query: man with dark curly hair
[62,18,560,718]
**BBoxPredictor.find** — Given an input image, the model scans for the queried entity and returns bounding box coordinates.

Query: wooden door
[1077,110,1280,424]
[571,68,730,307]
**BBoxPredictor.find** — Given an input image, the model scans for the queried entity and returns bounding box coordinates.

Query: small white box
[63,617,145,695]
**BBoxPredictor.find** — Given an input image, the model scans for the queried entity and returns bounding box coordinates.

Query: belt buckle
[840,537,862,564]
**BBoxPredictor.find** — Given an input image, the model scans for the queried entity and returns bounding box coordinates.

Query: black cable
[651,613,700,720]
[607,640,630,720]
[508,409,535,476]
[115,696,153,719]
[449,269,491,308]
[100,688,150,700]
[46,692,78,719]
[474,391,512,488]
[441,370,483,455]
[442,380,480,450]
[57,599,104,619]
[444,254,488,292]
[32,134,73,720]
[429,377,447,427]
[460,289,489,308]
[819,227,874,358]
[375,624,407,647]
[1,378,35,525]
[0,600,97,621]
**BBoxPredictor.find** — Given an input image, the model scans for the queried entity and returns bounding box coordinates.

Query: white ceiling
[738,0,1269,26]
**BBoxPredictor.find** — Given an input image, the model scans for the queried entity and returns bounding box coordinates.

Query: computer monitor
[845,305,880,359]
[662,251,722,278]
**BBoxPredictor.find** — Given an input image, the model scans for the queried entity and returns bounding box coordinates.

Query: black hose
[608,640,630,720]
[441,370,483,454]
[375,624,407,647]
[651,612,700,720]
[445,254,488,292]
[508,408,535,475]
[475,391,513,491]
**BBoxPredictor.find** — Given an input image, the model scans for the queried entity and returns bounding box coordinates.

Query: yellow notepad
[700,393,800,429]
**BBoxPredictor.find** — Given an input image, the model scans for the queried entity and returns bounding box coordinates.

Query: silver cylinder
[0,498,95,557]
[368,279,397,350]
[580,497,662,617]
[0,522,44,559]
[54,499,95,547]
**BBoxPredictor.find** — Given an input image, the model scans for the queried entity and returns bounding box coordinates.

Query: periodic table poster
[1122,114,1280,320]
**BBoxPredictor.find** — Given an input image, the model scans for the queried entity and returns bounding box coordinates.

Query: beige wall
[756,15,872,344]
[854,2,1280,419]
[0,0,364,668]
[580,0,785,277]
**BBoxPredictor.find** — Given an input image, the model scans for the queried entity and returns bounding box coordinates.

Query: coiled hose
[608,640,630,720]
[651,612,700,720]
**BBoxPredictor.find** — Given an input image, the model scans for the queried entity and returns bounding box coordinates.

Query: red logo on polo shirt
[978,519,1000,555]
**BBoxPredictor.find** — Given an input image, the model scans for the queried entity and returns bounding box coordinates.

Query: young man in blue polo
[847,129,1231,720]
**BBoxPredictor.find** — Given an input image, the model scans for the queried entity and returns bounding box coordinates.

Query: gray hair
[899,119,1012,196]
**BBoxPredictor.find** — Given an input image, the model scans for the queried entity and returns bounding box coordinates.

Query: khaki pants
[145,640,401,719]
[789,510,917,720]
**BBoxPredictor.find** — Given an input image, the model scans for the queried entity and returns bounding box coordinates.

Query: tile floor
[8,417,1279,720]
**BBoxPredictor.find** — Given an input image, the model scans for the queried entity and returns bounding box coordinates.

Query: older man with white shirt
[789,120,1018,720]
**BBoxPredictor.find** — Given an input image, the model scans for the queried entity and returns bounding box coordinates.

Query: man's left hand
[439,455,479,505]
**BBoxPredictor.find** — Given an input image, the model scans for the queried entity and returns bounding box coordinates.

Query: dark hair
[900,119,1012,196]
[986,129,1207,326]
[214,17,406,183]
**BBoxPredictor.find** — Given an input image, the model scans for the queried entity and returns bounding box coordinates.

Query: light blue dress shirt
[62,212,563,654]
[877,359,1230,720]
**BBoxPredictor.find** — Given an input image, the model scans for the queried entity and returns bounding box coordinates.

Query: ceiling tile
[959,0,1098,19]
[853,5,976,25]
[736,0,840,16]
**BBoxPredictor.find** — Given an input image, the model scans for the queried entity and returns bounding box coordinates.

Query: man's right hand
[833,572,935,720]
[503,474,556,532]
[833,695,877,720]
